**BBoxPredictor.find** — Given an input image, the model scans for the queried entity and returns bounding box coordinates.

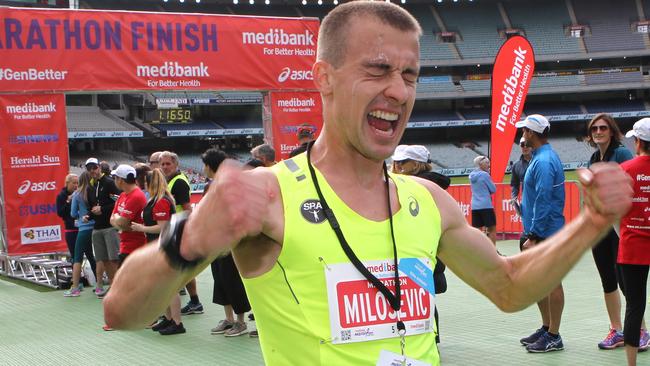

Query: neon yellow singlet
[242,154,442,365]
[167,172,189,213]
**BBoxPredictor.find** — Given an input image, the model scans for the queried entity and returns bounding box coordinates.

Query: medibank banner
[0,94,69,255]
[490,36,534,183]
[0,8,319,92]
[269,91,322,160]
[448,182,581,234]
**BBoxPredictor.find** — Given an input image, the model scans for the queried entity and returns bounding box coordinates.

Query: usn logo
[300,199,326,224]
[408,196,419,217]
[277,67,313,83]
[20,225,61,245]
[17,180,56,195]
[19,203,57,217]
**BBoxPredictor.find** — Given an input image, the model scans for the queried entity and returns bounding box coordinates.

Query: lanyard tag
[376,350,431,366]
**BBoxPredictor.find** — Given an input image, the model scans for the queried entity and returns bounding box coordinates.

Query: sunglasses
[519,142,526,147]
[590,125,609,133]
[86,165,99,171]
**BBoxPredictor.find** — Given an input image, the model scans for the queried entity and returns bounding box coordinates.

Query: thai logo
[20,225,61,244]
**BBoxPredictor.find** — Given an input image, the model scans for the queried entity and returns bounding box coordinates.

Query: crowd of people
[46,2,650,365]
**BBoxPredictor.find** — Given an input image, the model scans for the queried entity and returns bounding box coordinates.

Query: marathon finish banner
[447,182,581,234]
[0,7,319,92]
[490,36,535,183]
[0,94,69,255]
[269,91,322,160]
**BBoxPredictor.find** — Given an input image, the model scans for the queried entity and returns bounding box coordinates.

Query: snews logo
[17,180,56,195]
[278,67,313,83]
[20,225,61,244]
[9,134,59,144]
[300,199,326,224]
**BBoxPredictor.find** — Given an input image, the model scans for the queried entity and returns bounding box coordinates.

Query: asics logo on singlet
[408,196,419,217]
[300,199,326,224]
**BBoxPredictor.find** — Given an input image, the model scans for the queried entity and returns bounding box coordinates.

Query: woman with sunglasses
[586,113,640,350]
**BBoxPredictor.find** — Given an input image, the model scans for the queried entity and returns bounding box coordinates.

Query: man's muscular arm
[104,162,282,329]
[422,163,632,312]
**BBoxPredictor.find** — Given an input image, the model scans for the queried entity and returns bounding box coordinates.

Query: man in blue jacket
[515,114,566,353]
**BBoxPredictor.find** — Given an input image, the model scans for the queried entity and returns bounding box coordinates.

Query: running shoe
[63,287,81,297]
[211,319,234,335]
[249,330,259,338]
[179,288,187,296]
[526,332,564,353]
[639,329,650,352]
[520,327,546,346]
[224,321,248,337]
[95,287,107,298]
[159,322,186,335]
[151,318,173,332]
[180,301,204,315]
[598,328,624,350]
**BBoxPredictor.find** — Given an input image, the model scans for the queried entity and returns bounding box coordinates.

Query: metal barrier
[0,252,72,289]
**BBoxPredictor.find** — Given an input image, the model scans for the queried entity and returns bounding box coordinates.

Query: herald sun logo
[278,67,313,83]
[17,180,56,195]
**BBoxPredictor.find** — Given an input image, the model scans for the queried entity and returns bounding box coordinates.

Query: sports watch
[158,211,203,270]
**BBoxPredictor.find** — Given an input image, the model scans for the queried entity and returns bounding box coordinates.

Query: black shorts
[471,208,496,228]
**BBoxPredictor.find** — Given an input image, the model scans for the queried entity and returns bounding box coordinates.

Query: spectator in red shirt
[619,118,650,365]
[109,165,147,266]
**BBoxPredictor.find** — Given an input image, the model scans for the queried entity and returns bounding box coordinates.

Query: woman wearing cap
[585,113,636,350]
[619,118,650,364]
[469,156,498,247]
[64,172,97,297]
[391,145,449,344]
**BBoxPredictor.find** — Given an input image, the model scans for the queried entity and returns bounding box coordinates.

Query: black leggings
[620,264,649,347]
[592,229,625,294]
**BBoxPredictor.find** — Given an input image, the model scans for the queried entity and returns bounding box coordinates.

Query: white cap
[392,145,431,163]
[111,164,136,180]
[515,114,550,133]
[85,157,99,166]
[625,118,650,142]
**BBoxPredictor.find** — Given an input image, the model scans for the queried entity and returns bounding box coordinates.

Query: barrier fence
[191,181,583,236]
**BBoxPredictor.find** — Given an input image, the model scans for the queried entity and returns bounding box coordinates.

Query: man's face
[86,164,101,179]
[160,156,177,177]
[321,17,420,161]
[113,176,124,191]
[519,140,532,157]
[149,154,160,169]
[66,176,79,192]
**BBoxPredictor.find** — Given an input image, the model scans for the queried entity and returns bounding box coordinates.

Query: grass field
[450,170,581,185]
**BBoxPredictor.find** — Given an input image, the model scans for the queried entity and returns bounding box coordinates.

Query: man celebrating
[105,2,633,365]
[515,114,567,353]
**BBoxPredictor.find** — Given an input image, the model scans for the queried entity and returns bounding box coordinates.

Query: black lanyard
[306,142,405,333]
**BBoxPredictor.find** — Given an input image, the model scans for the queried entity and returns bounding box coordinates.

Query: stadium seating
[406,4,459,62]
[436,3,505,60]
[66,106,141,132]
[152,120,223,132]
[524,102,583,116]
[573,0,646,52]
[583,70,643,85]
[506,0,582,56]
[530,75,583,89]
[584,99,647,113]
[410,110,460,122]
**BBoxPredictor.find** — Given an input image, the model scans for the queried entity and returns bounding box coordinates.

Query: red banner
[448,182,581,234]
[0,94,69,255]
[0,7,318,92]
[490,36,534,183]
[269,91,323,160]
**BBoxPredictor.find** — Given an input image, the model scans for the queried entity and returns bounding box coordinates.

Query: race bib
[325,258,435,344]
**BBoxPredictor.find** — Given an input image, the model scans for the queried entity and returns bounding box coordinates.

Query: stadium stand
[583,70,644,85]
[152,120,223,133]
[583,99,647,113]
[530,74,583,89]
[573,0,647,53]
[407,4,459,62]
[436,3,505,60]
[66,106,140,133]
[524,102,584,116]
[410,109,460,122]
[459,79,490,92]
[506,0,583,56]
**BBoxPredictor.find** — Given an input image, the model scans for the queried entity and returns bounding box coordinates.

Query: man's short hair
[317,1,422,67]
[149,151,162,164]
[160,151,179,165]
[99,161,111,175]
[201,148,227,173]
[251,144,276,163]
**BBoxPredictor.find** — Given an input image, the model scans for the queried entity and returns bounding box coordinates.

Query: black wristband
[159,212,203,270]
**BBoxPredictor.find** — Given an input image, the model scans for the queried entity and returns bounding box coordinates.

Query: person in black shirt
[56,174,79,264]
